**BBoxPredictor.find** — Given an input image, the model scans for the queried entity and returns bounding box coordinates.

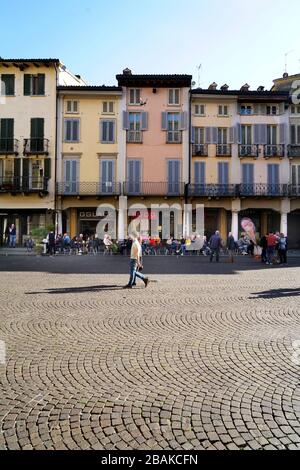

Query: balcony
[288,145,300,158]
[216,144,231,156]
[239,144,259,158]
[0,177,49,193]
[289,185,300,197]
[0,139,19,156]
[239,183,289,197]
[263,144,284,158]
[124,181,185,196]
[166,131,182,144]
[127,130,142,143]
[188,184,238,198]
[192,144,208,156]
[23,138,49,156]
[56,182,121,196]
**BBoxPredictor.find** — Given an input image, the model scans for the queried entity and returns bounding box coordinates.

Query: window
[0,119,14,152]
[218,105,228,116]
[129,89,141,105]
[66,100,79,113]
[240,105,253,115]
[127,160,141,194]
[194,127,205,144]
[291,165,300,185]
[168,160,180,193]
[30,118,45,152]
[24,74,45,96]
[291,105,300,114]
[128,113,142,142]
[266,105,277,115]
[167,113,180,143]
[100,159,115,193]
[218,162,229,184]
[290,125,300,145]
[102,101,114,114]
[64,119,80,142]
[217,128,227,144]
[241,125,252,144]
[194,104,205,116]
[30,159,44,190]
[267,125,277,145]
[64,159,79,194]
[100,120,115,143]
[0,74,15,96]
[168,89,180,105]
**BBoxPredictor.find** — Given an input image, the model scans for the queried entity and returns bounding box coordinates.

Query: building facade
[0,58,85,245]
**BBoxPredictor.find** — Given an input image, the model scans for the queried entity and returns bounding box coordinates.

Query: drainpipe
[54,63,59,236]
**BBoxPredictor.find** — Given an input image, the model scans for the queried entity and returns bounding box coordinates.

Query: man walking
[266,231,277,265]
[209,230,222,262]
[9,224,17,248]
[227,232,236,263]
[47,230,55,256]
[124,231,149,288]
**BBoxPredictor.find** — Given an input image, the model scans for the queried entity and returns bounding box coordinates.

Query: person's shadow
[25,284,141,295]
[250,288,300,299]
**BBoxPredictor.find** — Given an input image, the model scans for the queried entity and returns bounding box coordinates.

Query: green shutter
[38,74,45,95]
[44,158,51,179]
[1,118,14,138]
[14,158,21,189]
[22,158,30,191]
[24,74,31,95]
[30,118,44,138]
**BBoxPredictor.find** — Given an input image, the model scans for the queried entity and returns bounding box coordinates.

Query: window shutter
[279,123,286,144]
[73,120,79,141]
[31,118,44,138]
[291,166,296,185]
[253,104,260,115]
[205,127,212,144]
[101,121,107,142]
[218,105,222,115]
[194,162,205,184]
[123,111,129,130]
[297,125,300,144]
[103,102,108,113]
[224,105,228,115]
[260,124,267,144]
[168,89,173,104]
[0,76,5,95]
[229,126,235,144]
[236,124,242,144]
[141,112,148,130]
[212,127,218,144]
[109,121,115,142]
[109,102,114,113]
[161,112,167,130]
[38,74,45,95]
[24,74,31,95]
[23,158,29,178]
[44,158,51,179]
[67,101,72,112]
[253,125,260,144]
[0,118,14,139]
[180,112,187,130]
[73,101,78,113]
[65,120,71,141]
[14,158,21,179]
[290,125,296,144]
[129,89,134,104]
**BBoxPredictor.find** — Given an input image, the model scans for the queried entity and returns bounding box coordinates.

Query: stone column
[231,211,239,241]
[280,212,288,236]
[56,210,63,235]
[118,196,127,241]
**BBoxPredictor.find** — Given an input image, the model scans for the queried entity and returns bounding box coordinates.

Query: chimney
[257,86,265,92]
[208,82,218,90]
[75,74,81,80]
[123,68,132,75]
[220,84,229,91]
[283,72,288,78]
[240,83,250,91]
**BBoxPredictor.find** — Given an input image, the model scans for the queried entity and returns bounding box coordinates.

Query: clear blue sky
[1,0,300,89]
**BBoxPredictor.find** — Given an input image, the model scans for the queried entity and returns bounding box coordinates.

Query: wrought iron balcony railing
[192,144,208,156]
[264,144,284,158]
[216,144,231,156]
[288,145,300,158]
[124,181,185,196]
[0,177,49,193]
[23,138,49,155]
[239,183,289,197]
[0,139,19,155]
[56,182,121,196]
[239,144,259,158]
[127,130,142,143]
[289,185,300,197]
[188,184,238,197]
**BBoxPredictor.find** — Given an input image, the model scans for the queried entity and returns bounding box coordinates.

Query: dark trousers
[48,243,55,255]
[261,248,267,263]
[210,248,220,262]
[278,249,287,264]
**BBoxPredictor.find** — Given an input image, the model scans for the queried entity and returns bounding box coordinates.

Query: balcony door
[64,160,78,194]
[168,160,180,194]
[242,163,254,194]
[101,159,115,194]
[29,160,43,189]
[267,164,279,195]
[30,118,44,152]
[127,160,141,194]
[0,118,14,152]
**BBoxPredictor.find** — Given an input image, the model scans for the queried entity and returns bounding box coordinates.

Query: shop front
[238,209,280,242]
[0,209,54,246]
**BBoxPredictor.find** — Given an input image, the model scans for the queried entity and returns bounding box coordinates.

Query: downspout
[54,63,59,235]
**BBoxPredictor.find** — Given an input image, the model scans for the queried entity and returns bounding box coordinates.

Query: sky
[1,0,300,90]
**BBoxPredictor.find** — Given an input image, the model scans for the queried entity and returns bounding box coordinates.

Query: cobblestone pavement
[0,267,300,450]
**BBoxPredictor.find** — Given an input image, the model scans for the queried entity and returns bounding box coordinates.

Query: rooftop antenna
[196,64,202,88]
[284,50,294,74]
